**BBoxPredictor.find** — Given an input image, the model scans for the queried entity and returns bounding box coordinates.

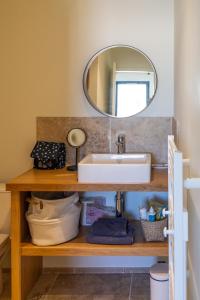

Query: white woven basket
[28,192,79,219]
[26,204,81,246]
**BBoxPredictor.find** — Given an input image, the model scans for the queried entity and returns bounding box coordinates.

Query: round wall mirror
[83,45,157,118]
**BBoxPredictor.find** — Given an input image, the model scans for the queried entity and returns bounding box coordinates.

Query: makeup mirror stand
[67,148,79,171]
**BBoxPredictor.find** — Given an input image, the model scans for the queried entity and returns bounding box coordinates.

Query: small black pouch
[31,141,66,169]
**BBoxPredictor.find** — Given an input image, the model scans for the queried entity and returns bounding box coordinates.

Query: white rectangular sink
[78,153,151,184]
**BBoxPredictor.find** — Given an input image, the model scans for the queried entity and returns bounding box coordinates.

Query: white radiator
[167,135,200,300]
[167,136,188,300]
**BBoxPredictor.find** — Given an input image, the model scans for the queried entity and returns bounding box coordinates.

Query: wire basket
[141,218,168,242]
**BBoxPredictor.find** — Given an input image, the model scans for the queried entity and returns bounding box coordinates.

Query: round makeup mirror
[66,128,87,171]
[67,128,87,148]
[83,45,157,118]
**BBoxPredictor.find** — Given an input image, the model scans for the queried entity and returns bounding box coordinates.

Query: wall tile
[111,117,172,163]
[37,117,172,164]
[37,117,110,164]
[172,117,177,143]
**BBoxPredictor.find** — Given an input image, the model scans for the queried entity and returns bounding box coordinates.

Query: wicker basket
[141,218,168,242]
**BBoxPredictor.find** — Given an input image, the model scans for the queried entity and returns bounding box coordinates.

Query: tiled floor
[1,271,150,300]
[1,272,10,300]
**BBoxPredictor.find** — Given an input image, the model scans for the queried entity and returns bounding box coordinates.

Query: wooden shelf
[7,167,168,192]
[21,222,168,257]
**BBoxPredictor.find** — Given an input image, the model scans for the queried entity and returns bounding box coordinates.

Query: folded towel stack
[86,217,134,245]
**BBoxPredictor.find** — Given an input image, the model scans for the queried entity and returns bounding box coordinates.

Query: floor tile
[124,268,149,274]
[131,289,150,296]
[27,273,58,300]
[93,296,129,300]
[44,296,93,300]
[130,273,150,299]
[44,295,129,300]
[130,296,150,300]
[49,274,131,296]
[41,295,93,300]
[131,273,150,288]
[1,271,150,300]
[0,272,11,299]
[74,268,124,274]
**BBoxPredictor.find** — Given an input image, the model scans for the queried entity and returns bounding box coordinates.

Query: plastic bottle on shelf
[148,206,156,222]
[139,207,147,220]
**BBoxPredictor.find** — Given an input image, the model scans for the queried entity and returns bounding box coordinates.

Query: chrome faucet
[116,134,126,154]
[116,191,125,217]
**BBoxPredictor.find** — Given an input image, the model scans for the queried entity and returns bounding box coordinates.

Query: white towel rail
[168,136,187,300]
[168,136,200,300]
[184,178,200,189]
[182,158,200,189]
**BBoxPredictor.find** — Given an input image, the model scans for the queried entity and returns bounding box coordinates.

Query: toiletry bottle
[139,207,147,220]
[148,206,156,222]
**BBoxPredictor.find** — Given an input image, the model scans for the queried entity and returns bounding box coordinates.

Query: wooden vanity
[6,167,168,300]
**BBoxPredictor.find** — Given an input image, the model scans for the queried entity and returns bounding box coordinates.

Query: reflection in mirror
[83,45,157,118]
[66,128,87,171]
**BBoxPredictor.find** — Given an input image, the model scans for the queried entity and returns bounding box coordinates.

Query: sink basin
[78,153,151,183]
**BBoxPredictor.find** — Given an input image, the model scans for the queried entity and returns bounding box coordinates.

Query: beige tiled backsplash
[37,117,175,164]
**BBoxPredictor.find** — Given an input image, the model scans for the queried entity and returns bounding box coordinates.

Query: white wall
[0,186,11,268]
[0,0,174,182]
[65,0,174,117]
[174,0,200,299]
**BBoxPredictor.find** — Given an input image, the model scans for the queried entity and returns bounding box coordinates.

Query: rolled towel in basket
[87,223,135,245]
[92,217,128,237]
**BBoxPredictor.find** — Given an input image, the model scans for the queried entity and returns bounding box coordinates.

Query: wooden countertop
[6,167,168,192]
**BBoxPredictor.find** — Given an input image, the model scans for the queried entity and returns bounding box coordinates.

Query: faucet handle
[118,134,125,143]
[116,134,126,154]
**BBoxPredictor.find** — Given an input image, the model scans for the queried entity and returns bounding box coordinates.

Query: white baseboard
[43,256,157,268]
[43,266,150,274]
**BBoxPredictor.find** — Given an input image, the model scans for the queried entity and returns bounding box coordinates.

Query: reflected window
[116,81,150,117]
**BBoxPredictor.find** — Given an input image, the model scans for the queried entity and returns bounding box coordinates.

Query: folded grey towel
[92,217,128,237]
[87,223,134,245]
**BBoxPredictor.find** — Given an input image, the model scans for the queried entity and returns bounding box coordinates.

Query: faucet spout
[116,134,126,154]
